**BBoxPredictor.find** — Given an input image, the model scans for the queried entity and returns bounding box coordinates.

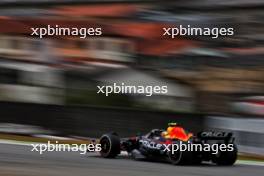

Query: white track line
[236,160,264,166]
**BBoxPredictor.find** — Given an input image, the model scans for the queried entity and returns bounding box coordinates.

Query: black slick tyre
[99,133,120,158]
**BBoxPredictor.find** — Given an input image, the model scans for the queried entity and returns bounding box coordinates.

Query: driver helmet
[167,122,178,132]
[162,122,178,138]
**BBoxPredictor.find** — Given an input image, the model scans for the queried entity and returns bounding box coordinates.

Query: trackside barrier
[0,102,205,137]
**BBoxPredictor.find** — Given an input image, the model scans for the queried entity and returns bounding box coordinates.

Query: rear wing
[197,131,234,142]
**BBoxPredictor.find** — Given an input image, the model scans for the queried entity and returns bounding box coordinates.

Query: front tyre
[99,133,120,158]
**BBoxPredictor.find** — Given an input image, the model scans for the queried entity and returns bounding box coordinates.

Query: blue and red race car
[99,123,237,165]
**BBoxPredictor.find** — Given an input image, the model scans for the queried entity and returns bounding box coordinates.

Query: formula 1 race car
[99,124,237,166]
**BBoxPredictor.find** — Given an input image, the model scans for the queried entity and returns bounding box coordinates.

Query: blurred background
[0,0,263,158]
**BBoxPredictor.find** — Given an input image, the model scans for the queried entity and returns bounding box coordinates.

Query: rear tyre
[168,141,193,165]
[99,133,120,158]
[212,143,237,166]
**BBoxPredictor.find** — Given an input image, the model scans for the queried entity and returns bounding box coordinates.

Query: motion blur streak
[0,0,263,175]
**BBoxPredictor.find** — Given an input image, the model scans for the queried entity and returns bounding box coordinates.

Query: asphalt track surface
[0,143,263,176]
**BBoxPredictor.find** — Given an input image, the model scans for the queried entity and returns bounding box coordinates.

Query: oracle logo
[200,132,227,138]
